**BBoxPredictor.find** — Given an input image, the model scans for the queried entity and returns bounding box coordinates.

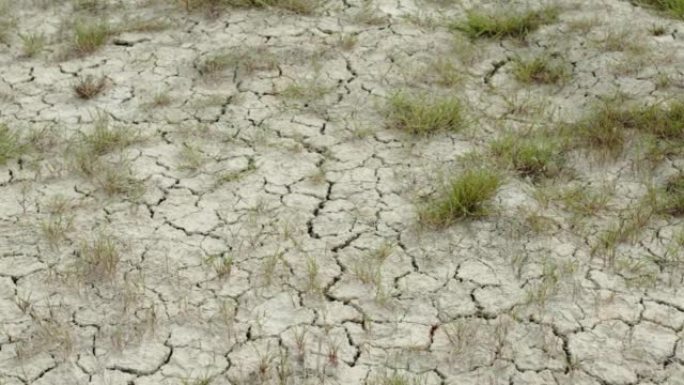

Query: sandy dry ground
[1,0,684,384]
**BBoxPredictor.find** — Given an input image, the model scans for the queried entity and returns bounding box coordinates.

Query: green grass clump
[490,133,564,181]
[453,6,559,39]
[386,92,464,135]
[570,99,684,155]
[512,55,570,85]
[420,169,501,227]
[636,0,684,19]
[182,0,319,15]
[71,19,110,56]
[19,32,46,58]
[658,174,684,216]
[70,116,140,177]
[81,116,137,157]
[0,123,23,165]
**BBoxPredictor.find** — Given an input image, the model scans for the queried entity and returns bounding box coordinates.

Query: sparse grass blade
[75,233,120,281]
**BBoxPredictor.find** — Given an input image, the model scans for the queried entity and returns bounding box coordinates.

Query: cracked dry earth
[1,0,684,384]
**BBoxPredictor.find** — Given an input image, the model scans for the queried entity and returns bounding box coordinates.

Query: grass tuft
[569,99,684,155]
[80,116,137,157]
[71,19,110,56]
[74,75,106,99]
[512,55,570,85]
[0,123,23,165]
[453,6,559,39]
[419,169,501,227]
[636,0,684,19]
[386,92,464,135]
[75,233,120,282]
[19,32,46,58]
[658,174,684,216]
[490,132,565,181]
[197,47,278,79]
[182,0,319,15]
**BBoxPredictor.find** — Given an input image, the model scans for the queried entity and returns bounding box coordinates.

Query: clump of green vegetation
[636,0,684,19]
[592,202,654,263]
[0,123,23,165]
[453,6,559,39]
[386,92,464,135]
[419,169,501,227]
[19,32,46,58]
[0,0,15,45]
[427,57,463,87]
[182,0,320,15]
[558,184,612,217]
[600,29,647,54]
[569,99,684,155]
[657,174,684,216]
[512,55,570,85]
[71,19,110,56]
[490,132,565,181]
[73,0,105,12]
[280,79,332,106]
[74,75,106,99]
[79,116,137,157]
[0,18,14,45]
[70,116,140,179]
[197,47,278,78]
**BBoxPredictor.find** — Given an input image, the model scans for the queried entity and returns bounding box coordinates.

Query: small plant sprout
[305,255,321,293]
[207,253,234,278]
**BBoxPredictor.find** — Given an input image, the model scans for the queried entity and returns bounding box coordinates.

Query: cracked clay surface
[1,0,684,384]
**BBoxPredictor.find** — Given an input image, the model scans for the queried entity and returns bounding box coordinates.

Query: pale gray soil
[1,0,684,384]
